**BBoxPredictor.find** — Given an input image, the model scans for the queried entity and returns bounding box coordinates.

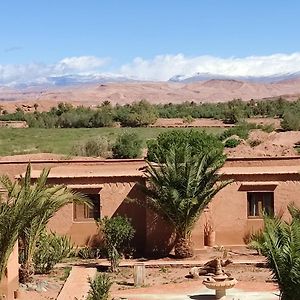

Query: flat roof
[27,163,145,179]
[220,165,300,175]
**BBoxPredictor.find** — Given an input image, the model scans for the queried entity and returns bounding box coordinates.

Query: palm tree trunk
[174,232,193,258]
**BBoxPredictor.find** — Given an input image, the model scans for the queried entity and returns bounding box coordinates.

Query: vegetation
[142,145,231,258]
[97,216,135,272]
[33,231,74,274]
[0,164,88,282]
[115,99,158,127]
[112,132,143,158]
[248,205,300,300]
[0,127,222,157]
[72,138,111,158]
[87,273,112,300]
[224,138,241,148]
[281,106,300,131]
[0,97,298,130]
[14,165,88,282]
[147,129,224,162]
[0,166,46,283]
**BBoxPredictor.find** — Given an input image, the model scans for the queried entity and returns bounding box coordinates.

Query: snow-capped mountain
[169,71,300,83]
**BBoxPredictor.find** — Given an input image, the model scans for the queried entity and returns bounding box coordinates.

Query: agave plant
[142,145,231,258]
[1,163,90,282]
[249,207,300,300]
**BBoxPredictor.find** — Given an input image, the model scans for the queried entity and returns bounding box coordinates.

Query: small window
[247,192,274,218]
[74,194,100,221]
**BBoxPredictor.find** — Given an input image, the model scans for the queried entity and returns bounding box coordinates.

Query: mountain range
[1,72,300,112]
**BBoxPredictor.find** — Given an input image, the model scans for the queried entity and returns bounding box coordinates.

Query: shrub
[112,132,142,159]
[87,273,112,300]
[33,232,75,274]
[183,115,194,124]
[147,129,223,162]
[248,207,300,300]
[77,246,100,259]
[259,123,275,133]
[224,138,240,148]
[220,122,257,140]
[117,100,157,127]
[72,138,111,158]
[97,216,135,272]
[249,139,261,147]
[281,108,300,131]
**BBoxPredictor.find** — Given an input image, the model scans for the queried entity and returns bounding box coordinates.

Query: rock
[26,283,37,291]
[19,283,27,290]
[189,267,200,278]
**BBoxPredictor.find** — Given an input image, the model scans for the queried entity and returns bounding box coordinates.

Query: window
[247,192,274,218]
[74,194,100,221]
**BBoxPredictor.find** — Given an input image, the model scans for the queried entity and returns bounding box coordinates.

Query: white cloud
[120,53,300,81]
[2,53,300,86]
[0,56,109,86]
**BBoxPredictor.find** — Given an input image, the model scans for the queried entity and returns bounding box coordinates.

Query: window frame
[73,193,101,222]
[247,191,274,219]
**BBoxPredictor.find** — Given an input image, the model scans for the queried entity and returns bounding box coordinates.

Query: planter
[206,230,216,247]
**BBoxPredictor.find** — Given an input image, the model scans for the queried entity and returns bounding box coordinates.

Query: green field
[0,127,223,156]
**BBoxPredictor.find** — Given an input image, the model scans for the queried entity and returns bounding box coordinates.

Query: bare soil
[18,267,69,300]
[225,129,300,157]
[110,264,272,293]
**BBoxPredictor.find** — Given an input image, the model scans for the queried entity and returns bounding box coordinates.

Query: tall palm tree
[1,164,90,282]
[249,209,300,300]
[143,146,231,258]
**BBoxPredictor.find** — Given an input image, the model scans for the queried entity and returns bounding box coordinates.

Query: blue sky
[1,0,300,84]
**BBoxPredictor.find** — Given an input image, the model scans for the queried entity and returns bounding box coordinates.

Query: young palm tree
[0,164,46,282]
[249,210,300,300]
[143,146,231,258]
[1,164,90,282]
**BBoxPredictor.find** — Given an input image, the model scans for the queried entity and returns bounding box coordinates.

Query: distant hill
[1,77,300,112]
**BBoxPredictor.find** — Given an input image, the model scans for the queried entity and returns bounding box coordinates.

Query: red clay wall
[2,158,300,255]
[0,243,19,299]
[47,176,147,254]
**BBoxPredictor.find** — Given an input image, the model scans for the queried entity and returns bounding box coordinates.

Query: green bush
[147,129,224,162]
[220,122,257,141]
[87,273,112,300]
[112,132,142,159]
[33,232,75,274]
[97,216,135,272]
[281,108,300,131]
[224,138,240,148]
[259,123,275,133]
[116,100,157,127]
[72,138,111,158]
[77,246,100,259]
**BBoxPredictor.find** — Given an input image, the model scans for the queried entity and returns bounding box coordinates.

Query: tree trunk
[174,234,193,258]
[19,262,34,283]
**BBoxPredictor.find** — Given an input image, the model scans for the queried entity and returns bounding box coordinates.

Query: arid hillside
[1,78,300,112]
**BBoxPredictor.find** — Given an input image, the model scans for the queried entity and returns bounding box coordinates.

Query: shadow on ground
[189,296,215,300]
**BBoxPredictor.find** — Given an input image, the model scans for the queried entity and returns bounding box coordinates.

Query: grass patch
[0,127,223,156]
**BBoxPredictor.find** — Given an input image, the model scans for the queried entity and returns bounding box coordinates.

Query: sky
[1,0,300,85]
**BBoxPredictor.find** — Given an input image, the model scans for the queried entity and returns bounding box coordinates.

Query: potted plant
[204,211,216,247]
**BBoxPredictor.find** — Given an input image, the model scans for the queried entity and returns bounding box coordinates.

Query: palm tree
[0,165,46,282]
[143,146,231,258]
[1,164,90,282]
[249,205,300,300]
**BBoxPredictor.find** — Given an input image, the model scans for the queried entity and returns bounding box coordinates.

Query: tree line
[1,97,300,130]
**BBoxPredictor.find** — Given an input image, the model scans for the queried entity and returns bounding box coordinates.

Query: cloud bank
[1,53,300,86]
[120,53,300,81]
[0,56,109,86]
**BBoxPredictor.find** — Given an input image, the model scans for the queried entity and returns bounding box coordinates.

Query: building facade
[1,157,300,256]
